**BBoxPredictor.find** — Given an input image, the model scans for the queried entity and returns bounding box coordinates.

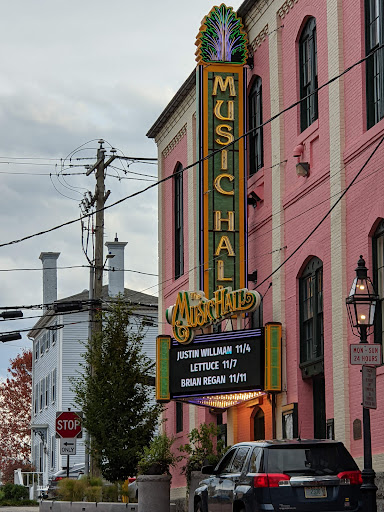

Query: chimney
[105,235,127,297]
[39,252,60,310]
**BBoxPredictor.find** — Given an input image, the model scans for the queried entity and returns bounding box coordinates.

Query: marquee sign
[170,329,263,398]
[197,5,248,298]
[156,326,282,403]
[166,287,261,344]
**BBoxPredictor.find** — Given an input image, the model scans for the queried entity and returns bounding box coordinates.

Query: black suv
[194,439,362,511]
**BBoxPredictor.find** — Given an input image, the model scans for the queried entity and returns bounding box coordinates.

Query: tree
[0,350,33,482]
[72,299,162,482]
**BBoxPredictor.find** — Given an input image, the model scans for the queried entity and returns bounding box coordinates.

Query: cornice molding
[250,25,269,52]
[277,0,299,19]
[162,124,187,158]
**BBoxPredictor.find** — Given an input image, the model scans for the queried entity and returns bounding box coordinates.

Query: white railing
[14,469,45,500]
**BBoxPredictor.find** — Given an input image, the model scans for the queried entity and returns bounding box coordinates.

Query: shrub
[2,483,29,501]
[88,477,103,487]
[102,484,118,502]
[0,499,38,506]
[85,486,102,502]
[57,478,77,501]
[137,433,181,475]
[179,423,229,487]
[73,478,88,502]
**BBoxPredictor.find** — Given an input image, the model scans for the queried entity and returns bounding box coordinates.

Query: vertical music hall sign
[196,4,248,298]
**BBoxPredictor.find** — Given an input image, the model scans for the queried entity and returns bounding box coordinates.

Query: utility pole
[86,140,116,323]
[85,139,116,475]
[94,142,106,333]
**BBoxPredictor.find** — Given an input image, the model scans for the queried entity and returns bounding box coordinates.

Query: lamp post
[346,255,378,512]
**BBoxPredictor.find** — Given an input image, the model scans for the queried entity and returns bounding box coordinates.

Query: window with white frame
[40,378,45,410]
[52,325,57,345]
[40,334,45,356]
[39,442,44,472]
[34,383,38,415]
[51,368,57,403]
[35,340,39,361]
[51,435,56,469]
[45,375,50,407]
[46,330,50,350]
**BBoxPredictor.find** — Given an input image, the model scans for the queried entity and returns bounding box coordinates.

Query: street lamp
[346,255,378,512]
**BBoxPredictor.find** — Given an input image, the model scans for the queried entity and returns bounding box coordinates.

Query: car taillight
[54,477,64,482]
[254,473,290,487]
[338,471,363,485]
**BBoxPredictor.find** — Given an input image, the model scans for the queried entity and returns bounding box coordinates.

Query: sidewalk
[0,507,39,512]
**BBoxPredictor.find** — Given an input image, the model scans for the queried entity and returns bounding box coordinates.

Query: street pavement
[0,507,39,512]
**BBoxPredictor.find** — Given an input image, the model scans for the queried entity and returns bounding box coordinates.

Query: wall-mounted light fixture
[296,162,310,177]
[247,191,262,208]
[293,143,310,177]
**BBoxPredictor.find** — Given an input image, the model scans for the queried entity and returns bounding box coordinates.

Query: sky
[0,1,242,379]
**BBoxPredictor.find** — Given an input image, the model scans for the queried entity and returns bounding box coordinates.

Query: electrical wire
[0,265,158,276]
[254,134,384,289]
[0,170,86,175]
[137,139,384,296]
[0,44,381,258]
[0,319,92,336]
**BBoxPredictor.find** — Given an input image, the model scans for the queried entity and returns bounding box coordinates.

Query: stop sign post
[56,411,83,438]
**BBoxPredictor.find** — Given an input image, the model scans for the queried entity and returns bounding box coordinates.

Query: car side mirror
[201,465,216,475]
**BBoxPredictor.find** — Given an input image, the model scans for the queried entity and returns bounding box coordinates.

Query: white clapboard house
[29,239,158,486]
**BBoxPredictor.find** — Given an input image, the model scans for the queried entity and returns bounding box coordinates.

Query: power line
[0,264,158,276]
[0,44,381,252]
[0,170,86,175]
[255,134,384,289]
[138,148,384,295]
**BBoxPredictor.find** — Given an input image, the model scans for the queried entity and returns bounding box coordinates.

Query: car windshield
[266,444,358,476]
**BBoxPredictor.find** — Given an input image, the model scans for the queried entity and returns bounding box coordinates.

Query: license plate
[304,486,327,498]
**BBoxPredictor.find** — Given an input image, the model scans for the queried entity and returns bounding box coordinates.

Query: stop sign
[56,411,82,438]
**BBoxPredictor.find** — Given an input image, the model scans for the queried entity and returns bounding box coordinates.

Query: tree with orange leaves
[0,350,32,483]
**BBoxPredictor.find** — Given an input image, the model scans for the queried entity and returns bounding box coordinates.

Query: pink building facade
[147,0,384,500]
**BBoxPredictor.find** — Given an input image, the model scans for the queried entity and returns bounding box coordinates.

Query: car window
[216,448,237,474]
[248,447,264,473]
[266,444,359,476]
[230,446,250,473]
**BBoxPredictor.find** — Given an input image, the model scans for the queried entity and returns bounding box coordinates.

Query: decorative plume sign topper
[195,4,248,65]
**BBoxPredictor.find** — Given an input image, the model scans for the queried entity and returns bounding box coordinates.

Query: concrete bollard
[188,471,203,512]
[137,474,171,512]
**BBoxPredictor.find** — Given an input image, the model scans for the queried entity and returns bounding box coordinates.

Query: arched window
[373,219,384,346]
[299,257,323,366]
[249,76,263,175]
[299,17,318,132]
[174,164,184,279]
[253,408,265,440]
[365,0,384,128]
